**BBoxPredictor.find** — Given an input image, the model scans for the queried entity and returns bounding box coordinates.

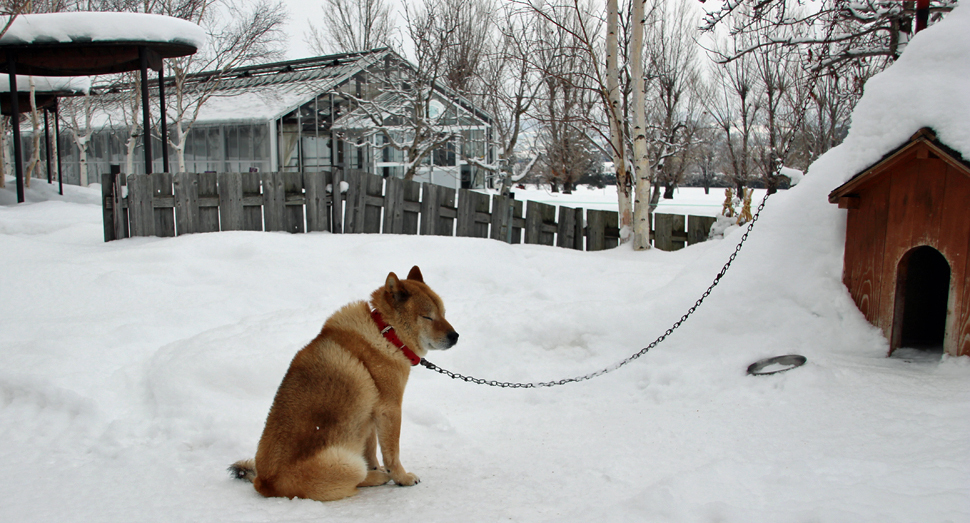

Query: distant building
[45,48,495,190]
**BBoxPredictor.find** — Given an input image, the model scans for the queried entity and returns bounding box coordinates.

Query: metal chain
[420,191,772,388]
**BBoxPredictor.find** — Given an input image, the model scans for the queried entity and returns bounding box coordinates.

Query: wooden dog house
[829,128,970,357]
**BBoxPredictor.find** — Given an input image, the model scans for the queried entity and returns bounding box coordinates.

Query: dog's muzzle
[445,331,459,348]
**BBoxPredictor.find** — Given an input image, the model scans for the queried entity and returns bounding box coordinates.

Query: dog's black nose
[447,331,459,345]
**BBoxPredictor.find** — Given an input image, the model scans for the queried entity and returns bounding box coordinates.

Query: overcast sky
[279,0,410,61]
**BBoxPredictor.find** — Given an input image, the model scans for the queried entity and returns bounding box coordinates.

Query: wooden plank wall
[102,170,715,252]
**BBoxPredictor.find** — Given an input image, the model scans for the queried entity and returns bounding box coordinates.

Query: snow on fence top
[0,12,206,50]
[0,75,90,94]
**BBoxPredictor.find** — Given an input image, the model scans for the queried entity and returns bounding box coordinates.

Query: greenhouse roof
[179,49,393,124]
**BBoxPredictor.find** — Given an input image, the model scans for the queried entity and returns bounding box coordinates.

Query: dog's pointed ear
[407,265,424,283]
[386,271,410,303]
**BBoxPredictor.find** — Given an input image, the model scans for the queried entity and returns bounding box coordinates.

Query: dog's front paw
[393,471,420,486]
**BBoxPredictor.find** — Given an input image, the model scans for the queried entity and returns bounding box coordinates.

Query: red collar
[370,309,421,366]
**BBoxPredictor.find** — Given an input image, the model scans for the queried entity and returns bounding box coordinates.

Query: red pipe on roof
[916,0,930,32]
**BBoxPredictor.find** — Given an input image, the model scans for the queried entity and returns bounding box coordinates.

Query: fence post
[420,183,441,235]
[525,200,556,246]
[586,209,605,251]
[304,171,331,233]
[102,171,126,242]
[654,213,685,251]
[687,215,716,246]
[262,171,286,232]
[218,172,244,231]
[283,172,305,234]
[345,170,383,234]
[557,205,583,250]
[153,172,175,237]
[331,168,344,233]
[127,174,155,237]
[456,189,489,238]
[197,172,219,233]
[490,194,511,243]
[174,172,199,236]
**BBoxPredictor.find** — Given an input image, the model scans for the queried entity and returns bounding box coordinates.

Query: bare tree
[540,63,598,193]
[522,0,642,243]
[702,0,957,75]
[305,0,396,55]
[749,36,809,191]
[411,0,495,97]
[642,0,704,203]
[59,91,102,186]
[793,68,859,165]
[162,0,287,172]
[333,5,475,182]
[479,4,542,194]
[706,33,761,196]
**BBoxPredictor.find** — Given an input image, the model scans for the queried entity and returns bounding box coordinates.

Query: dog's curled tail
[228,459,257,483]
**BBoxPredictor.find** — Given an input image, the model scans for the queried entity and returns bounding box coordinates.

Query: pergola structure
[0,76,89,195]
[0,12,205,203]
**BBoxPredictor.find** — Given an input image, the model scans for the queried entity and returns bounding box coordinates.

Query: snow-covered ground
[3,5,970,522]
[501,184,766,217]
[1,165,967,522]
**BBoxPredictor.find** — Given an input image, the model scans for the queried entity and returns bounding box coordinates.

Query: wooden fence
[101,170,716,252]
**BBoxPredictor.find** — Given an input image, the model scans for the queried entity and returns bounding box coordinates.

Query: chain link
[420,191,772,388]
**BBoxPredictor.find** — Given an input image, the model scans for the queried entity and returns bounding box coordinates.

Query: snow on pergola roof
[0,12,205,76]
[0,12,206,50]
[812,3,970,185]
[0,76,90,95]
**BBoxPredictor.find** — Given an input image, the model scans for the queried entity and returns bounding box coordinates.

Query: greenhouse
[39,48,495,190]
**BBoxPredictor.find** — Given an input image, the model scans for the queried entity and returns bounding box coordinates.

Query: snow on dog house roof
[0,12,206,76]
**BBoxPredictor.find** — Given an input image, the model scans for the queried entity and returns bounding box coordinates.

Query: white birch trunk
[125,132,137,175]
[77,134,89,187]
[174,120,187,173]
[630,0,652,250]
[26,78,41,187]
[124,77,140,175]
[0,117,6,188]
[606,0,632,243]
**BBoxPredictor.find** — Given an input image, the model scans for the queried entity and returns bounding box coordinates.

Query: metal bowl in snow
[746,355,807,376]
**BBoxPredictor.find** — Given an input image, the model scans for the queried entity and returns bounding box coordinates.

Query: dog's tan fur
[230,266,458,502]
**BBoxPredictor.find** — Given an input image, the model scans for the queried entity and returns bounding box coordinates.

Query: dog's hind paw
[359,468,392,487]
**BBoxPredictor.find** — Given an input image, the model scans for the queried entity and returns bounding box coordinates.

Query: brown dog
[230,266,458,501]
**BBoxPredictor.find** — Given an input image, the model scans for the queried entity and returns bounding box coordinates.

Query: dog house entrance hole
[893,246,950,356]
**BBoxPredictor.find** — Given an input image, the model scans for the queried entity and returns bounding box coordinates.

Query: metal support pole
[44,107,52,184]
[7,54,24,203]
[139,46,153,174]
[158,63,169,173]
[297,102,303,172]
[329,93,335,172]
[54,101,63,194]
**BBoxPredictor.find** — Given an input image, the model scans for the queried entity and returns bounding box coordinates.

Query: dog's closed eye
[421,316,433,321]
